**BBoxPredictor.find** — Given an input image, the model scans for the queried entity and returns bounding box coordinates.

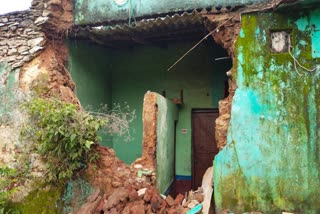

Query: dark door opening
[192,109,219,189]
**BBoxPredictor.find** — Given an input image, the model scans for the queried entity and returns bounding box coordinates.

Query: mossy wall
[7,186,64,214]
[214,7,320,213]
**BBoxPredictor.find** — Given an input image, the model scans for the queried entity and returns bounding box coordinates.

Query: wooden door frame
[191,108,219,189]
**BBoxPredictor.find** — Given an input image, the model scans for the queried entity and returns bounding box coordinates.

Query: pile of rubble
[84,146,157,195]
[70,147,214,214]
[76,186,207,214]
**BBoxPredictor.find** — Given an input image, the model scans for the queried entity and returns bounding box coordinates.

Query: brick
[165,195,176,207]
[175,193,184,205]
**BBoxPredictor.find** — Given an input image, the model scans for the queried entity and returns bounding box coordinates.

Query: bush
[21,97,107,182]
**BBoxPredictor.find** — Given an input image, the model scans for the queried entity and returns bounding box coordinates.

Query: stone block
[1,56,16,62]
[8,39,26,47]
[34,16,48,25]
[7,48,17,55]
[29,46,43,55]
[28,37,45,47]
[1,18,8,22]
[18,46,29,53]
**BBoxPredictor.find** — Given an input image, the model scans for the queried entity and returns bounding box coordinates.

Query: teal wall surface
[156,94,178,194]
[74,0,269,25]
[214,8,320,213]
[68,41,113,148]
[68,39,229,174]
[0,63,20,118]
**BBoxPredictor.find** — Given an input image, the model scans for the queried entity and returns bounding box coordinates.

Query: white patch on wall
[114,0,128,6]
[0,0,32,15]
[271,31,291,53]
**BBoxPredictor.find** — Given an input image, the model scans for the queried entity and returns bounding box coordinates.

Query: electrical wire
[288,45,317,76]
[167,14,236,71]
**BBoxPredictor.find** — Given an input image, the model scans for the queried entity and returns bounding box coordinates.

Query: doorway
[192,109,219,189]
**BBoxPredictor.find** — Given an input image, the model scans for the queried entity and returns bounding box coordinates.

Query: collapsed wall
[204,0,287,151]
[0,1,169,211]
[0,0,296,212]
[0,0,240,210]
[0,0,77,208]
[203,13,241,150]
[0,1,48,175]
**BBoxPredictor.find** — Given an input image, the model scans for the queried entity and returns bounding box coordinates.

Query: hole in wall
[270,30,291,53]
[67,21,233,203]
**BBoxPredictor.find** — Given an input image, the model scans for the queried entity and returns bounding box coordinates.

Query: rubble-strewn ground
[76,184,207,214]
[71,145,210,214]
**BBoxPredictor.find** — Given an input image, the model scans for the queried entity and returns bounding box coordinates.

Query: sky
[0,0,32,15]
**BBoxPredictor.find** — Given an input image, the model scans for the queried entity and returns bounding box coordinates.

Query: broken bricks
[77,185,210,214]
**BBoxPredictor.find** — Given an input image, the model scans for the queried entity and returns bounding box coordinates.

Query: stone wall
[0,0,76,207]
[0,7,46,70]
[0,0,73,72]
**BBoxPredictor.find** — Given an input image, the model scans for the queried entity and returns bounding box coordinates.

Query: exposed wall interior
[68,34,231,180]
[141,92,178,194]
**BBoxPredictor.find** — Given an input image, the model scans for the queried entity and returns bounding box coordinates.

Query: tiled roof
[72,11,209,44]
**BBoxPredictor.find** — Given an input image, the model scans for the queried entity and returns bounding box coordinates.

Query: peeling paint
[215,7,320,213]
[73,0,270,25]
[295,16,309,31]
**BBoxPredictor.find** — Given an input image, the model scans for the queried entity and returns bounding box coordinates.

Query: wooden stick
[167,14,236,71]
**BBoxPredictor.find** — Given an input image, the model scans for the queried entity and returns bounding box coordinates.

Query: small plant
[21,97,107,182]
[0,166,18,210]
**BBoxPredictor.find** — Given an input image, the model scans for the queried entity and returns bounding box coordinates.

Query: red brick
[174,194,184,205]
[143,189,152,202]
[161,199,167,209]
[165,195,176,207]
[150,196,160,212]
[130,204,145,214]
[129,189,139,201]
[167,207,178,214]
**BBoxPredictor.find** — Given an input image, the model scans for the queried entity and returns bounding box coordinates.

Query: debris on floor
[76,185,210,214]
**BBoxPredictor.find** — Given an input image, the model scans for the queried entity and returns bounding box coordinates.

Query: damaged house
[0,0,320,213]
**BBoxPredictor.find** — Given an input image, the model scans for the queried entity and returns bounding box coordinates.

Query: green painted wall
[68,41,113,148]
[68,38,229,174]
[156,93,178,194]
[74,0,269,25]
[214,7,320,213]
[0,63,11,116]
[0,62,20,118]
